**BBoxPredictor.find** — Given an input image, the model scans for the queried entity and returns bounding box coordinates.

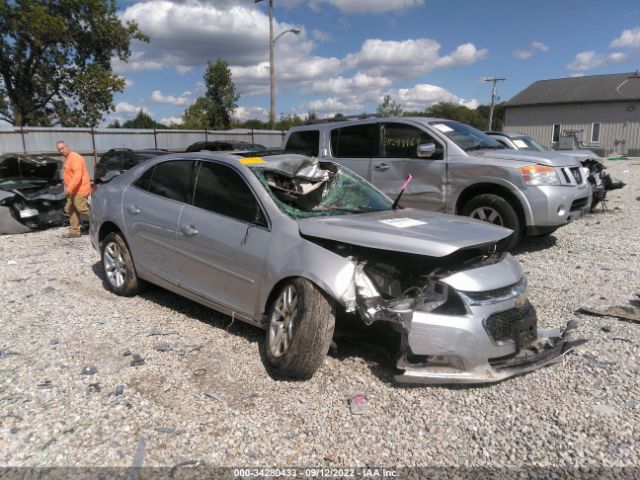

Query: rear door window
[285,131,320,156]
[193,162,260,223]
[137,160,195,203]
[330,124,377,157]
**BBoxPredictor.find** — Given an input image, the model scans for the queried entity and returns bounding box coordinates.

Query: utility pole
[255,0,300,129]
[483,77,505,131]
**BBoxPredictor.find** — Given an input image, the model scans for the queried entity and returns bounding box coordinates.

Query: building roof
[506,72,640,107]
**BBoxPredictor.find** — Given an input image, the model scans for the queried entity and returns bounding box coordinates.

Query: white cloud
[328,0,424,14]
[610,27,640,49]
[531,41,549,52]
[150,90,192,106]
[345,39,487,79]
[393,84,477,111]
[118,0,305,74]
[124,78,135,88]
[234,106,269,122]
[313,29,332,42]
[114,102,142,115]
[161,116,183,126]
[310,73,392,97]
[307,97,365,114]
[513,50,533,60]
[567,50,629,72]
[435,43,488,68]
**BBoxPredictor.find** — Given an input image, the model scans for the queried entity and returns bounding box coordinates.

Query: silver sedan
[90,151,580,384]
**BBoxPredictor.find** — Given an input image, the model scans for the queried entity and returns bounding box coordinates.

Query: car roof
[288,116,456,131]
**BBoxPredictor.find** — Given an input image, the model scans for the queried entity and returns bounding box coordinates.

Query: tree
[203,58,239,129]
[424,102,485,129]
[121,109,166,129]
[377,95,404,116]
[274,113,303,130]
[181,97,212,129]
[0,0,148,127]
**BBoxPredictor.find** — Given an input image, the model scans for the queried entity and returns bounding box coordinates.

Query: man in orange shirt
[56,141,91,238]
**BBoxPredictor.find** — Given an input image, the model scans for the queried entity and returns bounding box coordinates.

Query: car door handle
[126,205,140,214]
[180,225,199,237]
[374,163,390,172]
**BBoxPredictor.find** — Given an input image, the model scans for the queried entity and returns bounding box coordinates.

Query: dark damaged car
[90,152,581,384]
[0,153,67,234]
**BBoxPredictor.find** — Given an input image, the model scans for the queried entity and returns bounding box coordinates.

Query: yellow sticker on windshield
[240,157,266,164]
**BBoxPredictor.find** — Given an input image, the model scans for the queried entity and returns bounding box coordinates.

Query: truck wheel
[101,232,144,296]
[461,194,520,250]
[265,278,335,379]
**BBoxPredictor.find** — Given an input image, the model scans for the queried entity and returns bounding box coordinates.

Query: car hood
[470,149,578,167]
[297,208,512,257]
[556,149,601,160]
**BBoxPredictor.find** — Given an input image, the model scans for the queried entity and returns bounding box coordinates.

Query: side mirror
[417,143,437,158]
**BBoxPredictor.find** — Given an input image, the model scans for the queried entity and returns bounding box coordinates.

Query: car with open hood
[0,153,67,234]
[90,151,580,384]
[285,117,592,249]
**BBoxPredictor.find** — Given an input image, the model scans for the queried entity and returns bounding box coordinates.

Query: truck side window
[330,124,377,158]
[380,123,442,159]
[285,131,320,156]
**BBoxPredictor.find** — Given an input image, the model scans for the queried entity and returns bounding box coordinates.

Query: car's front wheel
[265,278,335,379]
[101,232,144,296]
[461,194,521,250]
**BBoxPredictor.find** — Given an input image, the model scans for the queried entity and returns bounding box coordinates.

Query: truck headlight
[518,165,559,186]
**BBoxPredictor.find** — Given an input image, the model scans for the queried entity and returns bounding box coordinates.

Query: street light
[255,0,301,129]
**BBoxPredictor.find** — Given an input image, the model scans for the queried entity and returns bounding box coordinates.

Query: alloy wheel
[268,285,298,358]
[103,241,127,288]
[469,206,504,226]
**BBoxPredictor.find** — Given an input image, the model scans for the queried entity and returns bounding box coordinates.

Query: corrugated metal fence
[0,127,286,178]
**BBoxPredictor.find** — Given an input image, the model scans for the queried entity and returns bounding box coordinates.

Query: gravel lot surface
[1,159,639,473]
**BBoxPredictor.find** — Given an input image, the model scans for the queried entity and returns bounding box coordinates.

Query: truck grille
[569,166,584,184]
[485,301,537,344]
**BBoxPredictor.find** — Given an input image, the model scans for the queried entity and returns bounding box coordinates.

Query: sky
[104,0,640,127]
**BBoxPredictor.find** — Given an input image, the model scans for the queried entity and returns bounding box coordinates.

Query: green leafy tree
[425,102,485,129]
[377,95,404,116]
[180,58,239,130]
[274,113,303,130]
[203,58,239,129]
[235,118,268,129]
[121,109,166,129]
[181,97,212,129]
[0,0,148,127]
[108,119,122,128]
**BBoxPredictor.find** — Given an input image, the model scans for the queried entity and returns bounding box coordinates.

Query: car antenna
[392,174,413,209]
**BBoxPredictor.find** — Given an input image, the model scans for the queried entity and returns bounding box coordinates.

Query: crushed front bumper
[395,320,583,385]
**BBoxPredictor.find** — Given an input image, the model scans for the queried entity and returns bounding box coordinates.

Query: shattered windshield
[430,121,505,152]
[252,159,394,218]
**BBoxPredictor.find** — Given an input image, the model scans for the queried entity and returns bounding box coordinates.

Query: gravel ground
[1,159,639,473]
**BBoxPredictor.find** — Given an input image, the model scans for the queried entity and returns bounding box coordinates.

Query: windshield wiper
[465,144,503,151]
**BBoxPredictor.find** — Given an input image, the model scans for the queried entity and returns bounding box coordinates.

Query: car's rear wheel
[265,278,335,379]
[101,232,143,296]
[461,194,520,250]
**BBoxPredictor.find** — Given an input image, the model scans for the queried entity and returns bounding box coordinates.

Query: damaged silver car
[0,153,67,234]
[90,152,580,384]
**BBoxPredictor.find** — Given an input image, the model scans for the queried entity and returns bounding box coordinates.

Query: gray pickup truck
[284,117,591,249]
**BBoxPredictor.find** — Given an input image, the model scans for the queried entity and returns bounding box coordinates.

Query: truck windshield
[430,121,506,152]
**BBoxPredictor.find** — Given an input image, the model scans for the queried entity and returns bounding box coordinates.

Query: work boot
[61,232,81,238]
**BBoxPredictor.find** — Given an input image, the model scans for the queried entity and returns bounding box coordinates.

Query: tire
[265,278,335,379]
[101,232,144,297]
[461,194,521,250]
